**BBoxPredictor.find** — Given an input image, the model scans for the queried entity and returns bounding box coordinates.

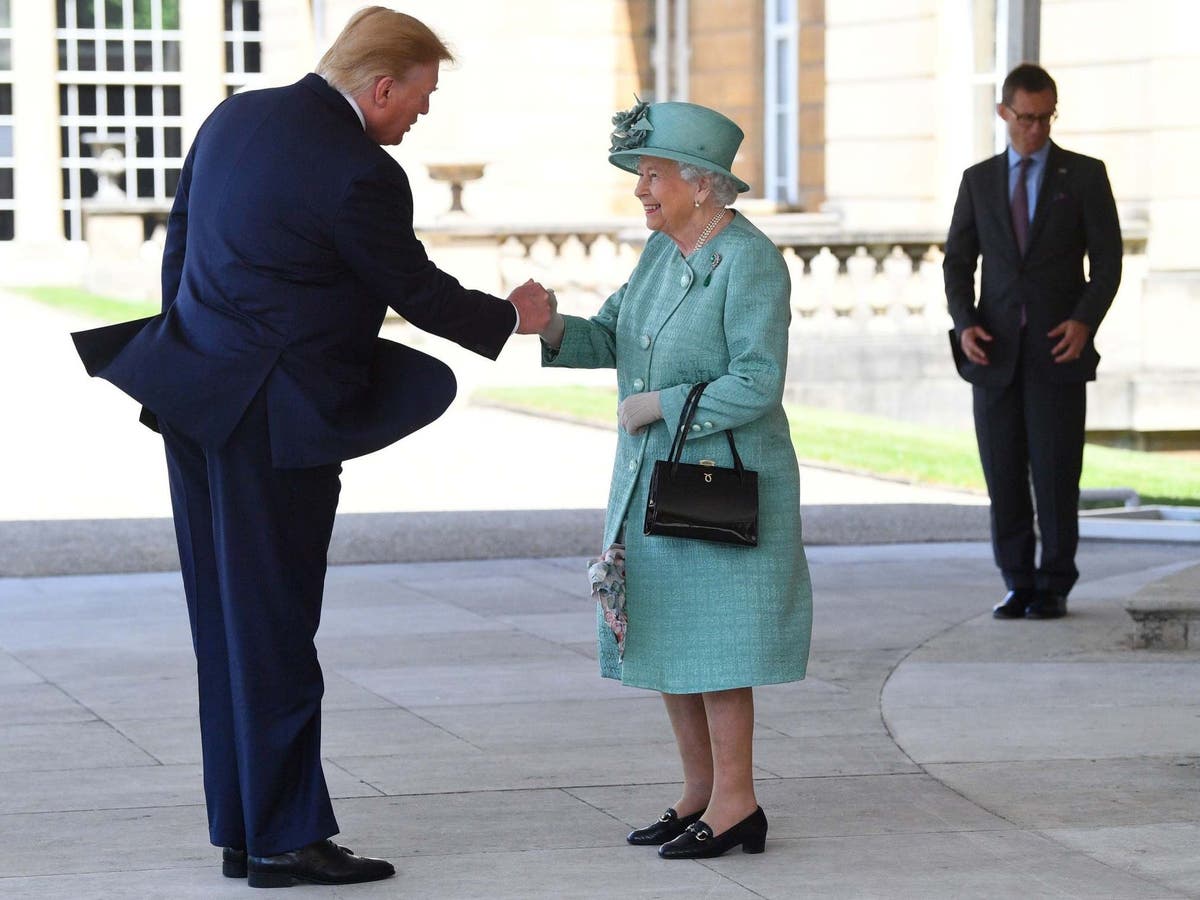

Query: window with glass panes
[224,0,262,96]
[0,0,14,241]
[56,0,182,240]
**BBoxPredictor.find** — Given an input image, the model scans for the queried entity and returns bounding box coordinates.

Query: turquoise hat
[608,99,750,193]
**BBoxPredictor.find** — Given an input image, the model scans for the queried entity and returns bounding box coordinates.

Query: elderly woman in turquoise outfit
[539,101,812,859]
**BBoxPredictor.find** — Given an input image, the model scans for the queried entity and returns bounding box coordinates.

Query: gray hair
[678,163,739,206]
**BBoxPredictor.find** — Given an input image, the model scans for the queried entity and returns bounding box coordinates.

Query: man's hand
[617,391,663,435]
[1048,319,1090,363]
[960,325,993,365]
[509,280,553,335]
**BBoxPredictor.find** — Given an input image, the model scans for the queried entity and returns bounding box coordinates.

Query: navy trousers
[161,391,342,856]
[972,342,1087,596]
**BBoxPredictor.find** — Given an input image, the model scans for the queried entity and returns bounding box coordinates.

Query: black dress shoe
[659,806,767,859]
[993,588,1035,619]
[247,839,394,888]
[627,807,704,846]
[1026,591,1067,619]
[222,847,247,878]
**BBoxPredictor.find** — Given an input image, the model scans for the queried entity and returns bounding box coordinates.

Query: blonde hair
[316,6,454,96]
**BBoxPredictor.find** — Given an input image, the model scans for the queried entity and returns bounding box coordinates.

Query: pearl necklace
[691,208,727,254]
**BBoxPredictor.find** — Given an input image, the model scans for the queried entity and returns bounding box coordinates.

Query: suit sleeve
[333,165,517,360]
[943,171,982,334]
[1072,160,1122,331]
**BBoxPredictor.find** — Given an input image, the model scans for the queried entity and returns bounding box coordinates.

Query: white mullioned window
[764,0,799,205]
[223,0,262,96]
[56,0,183,240]
[0,0,14,240]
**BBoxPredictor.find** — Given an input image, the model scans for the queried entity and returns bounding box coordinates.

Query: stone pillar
[178,0,226,143]
[10,1,61,244]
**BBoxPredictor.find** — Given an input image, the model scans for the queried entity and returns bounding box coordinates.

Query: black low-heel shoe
[658,806,767,859]
[222,847,247,878]
[627,807,704,846]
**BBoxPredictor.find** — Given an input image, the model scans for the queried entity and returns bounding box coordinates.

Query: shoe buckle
[658,812,672,823]
[690,825,708,842]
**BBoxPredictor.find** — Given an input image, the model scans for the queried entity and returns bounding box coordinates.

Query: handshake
[508,280,564,346]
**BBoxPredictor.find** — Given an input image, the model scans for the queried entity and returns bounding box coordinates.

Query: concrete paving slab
[367,848,755,900]
[408,696,666,751]
[925,758,1200,828]
[0,652,41,686]
[885,661,1200,710]
[887,704,1200,764]
[1048,822,1200,897]
[0,873,249,900]
[0,764,206,815]
[341,659,637,708]
[331,740,687,796]
[730,831,1181,900]
[0,683,92,726]
[0,803,208,878]
[45,673,198,721]
[753,733,920,777]
[0,720,158,773]
[316,629,584,669]
[354,789,638,857]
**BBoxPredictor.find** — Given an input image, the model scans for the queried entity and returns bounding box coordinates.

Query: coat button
[691,424,701,432]
[632,378,645,391]
[703,421,713,429]
[640,334,651,349]
[680,273,691,287]
[628,459,637,471]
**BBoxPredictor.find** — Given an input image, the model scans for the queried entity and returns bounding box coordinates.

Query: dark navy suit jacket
[943,141,1122,387]
[74,74,516,467]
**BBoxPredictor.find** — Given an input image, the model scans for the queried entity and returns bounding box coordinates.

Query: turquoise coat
[544,212,812,693]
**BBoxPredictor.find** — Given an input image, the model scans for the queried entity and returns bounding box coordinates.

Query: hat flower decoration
[609,97,653,153]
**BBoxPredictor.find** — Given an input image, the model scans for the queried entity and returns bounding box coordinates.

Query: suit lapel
[1026,142,1063,252]
[992,152,1021,258]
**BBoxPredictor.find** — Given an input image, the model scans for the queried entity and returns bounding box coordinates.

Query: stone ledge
[0,504,992,578]
[1124,563,1200,649]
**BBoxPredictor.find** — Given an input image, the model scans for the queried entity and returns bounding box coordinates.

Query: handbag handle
[667,382,746,478]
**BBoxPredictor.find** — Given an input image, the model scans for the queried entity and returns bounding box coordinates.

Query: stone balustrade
[415,212,1149,334]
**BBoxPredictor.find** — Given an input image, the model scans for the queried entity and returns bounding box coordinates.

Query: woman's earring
[694,199,700,208]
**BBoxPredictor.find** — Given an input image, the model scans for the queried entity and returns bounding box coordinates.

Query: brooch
[703,252,723,287]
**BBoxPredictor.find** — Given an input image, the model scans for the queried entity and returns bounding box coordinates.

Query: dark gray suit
[944,140,1122,594]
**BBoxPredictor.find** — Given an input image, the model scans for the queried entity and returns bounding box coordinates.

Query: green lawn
[476,385,1200,507]
[11,285,160,322]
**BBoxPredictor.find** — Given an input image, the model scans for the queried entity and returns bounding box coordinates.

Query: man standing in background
[944,63,1122,622]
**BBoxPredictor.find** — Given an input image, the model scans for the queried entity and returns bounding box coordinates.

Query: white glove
[618,391,663,435]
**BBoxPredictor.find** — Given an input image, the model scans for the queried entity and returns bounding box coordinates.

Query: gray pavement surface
[1,542,1199,898]
[3,291,1199,897]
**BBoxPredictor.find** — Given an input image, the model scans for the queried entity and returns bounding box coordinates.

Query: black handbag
[643,382,759,547]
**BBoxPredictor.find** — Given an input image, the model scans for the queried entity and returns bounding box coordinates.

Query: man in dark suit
[72,8,551,888]
[944,63,1122,622]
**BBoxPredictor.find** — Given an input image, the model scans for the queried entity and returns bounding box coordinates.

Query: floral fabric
[588,544,627,657]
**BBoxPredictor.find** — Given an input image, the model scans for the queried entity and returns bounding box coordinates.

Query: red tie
[1011,157,1032,254]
